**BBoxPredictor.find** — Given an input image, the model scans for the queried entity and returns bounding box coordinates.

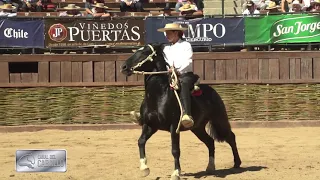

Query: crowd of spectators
[242,0,320,15]
[0,0,204,17]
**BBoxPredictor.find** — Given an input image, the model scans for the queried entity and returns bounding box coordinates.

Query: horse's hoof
[170,175,180,180]
[206,166,215,174]
[234,160,242,168]
[140,168,150,177]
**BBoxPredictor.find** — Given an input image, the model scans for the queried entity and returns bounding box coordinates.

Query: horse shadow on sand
[157,166,267,179]
[183,166,268,179]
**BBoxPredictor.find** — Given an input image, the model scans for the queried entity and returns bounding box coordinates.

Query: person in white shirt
[157,23,196,128]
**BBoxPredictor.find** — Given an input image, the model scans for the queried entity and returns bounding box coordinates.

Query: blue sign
[0,19,44,48]
[145,17,245,45]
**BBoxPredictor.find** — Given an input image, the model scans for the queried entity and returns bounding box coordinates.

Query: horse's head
[121,43,165,76]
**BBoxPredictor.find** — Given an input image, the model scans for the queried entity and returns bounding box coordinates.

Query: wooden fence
[0,51,320,87]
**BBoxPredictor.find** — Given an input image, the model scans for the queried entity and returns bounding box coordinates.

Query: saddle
[169,72,202,96]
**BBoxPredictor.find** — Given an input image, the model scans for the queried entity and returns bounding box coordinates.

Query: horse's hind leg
[138,124,157,177]
[225,131,242,168]
[191,127,215,174]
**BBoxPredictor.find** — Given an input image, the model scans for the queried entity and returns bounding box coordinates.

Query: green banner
[245,14,320,45]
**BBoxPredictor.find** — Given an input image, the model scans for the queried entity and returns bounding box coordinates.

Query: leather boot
[180,81,194,128]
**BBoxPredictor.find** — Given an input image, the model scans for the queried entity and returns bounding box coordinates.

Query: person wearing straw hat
[157,23,197,128]
[179,3,197,16]
[90,2,110,17]
[266,1,280,12]
[59,4,83,17]
[0,4,17,17]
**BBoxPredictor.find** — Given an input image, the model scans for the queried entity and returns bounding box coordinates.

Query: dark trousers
[179,72,198,115]
[120,1,143,12]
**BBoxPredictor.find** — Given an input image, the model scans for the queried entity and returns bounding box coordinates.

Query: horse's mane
[150,43,169,71]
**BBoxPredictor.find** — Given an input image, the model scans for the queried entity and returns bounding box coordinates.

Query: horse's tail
[205,88,232,142]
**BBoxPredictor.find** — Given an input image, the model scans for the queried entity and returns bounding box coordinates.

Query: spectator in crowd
[291,0,302,11]
[21,0,43,12]
[120,0,143,12]
[242,0,260,15]
[256,0,268,10]
[85,0,103,16]
[90,3,110,17]
[175,0,203,14]
[310,0,320,11]
[158,6,172,16]
[266,1,280,12]
[179,3,197,16]
[40,0,56,12]
[0,3,16,16]
[59,4,83,17]
[0,0,20,12]
[281,0,293,12]
[301,0,311,11]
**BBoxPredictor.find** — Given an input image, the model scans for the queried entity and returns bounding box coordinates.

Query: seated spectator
[59,4,83,17]
[301,0,311,11]
[158,6,172,16]
[175,0,187,12]
[310,0,320,11]
[257,0,268,10]
[22,0,43,12]
[0,0,20,12]
[179,3,197,16]
[85,0,103,15]
[266,1,280,13]
[291,0,302,11]
[120,0,143,12]
[90,3,110,17]
[0,3,16,16]
[281,0,293,12]
[41,0,56,12]
[242,1,260,15]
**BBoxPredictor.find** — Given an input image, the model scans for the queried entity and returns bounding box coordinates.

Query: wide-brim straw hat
[179,4,196,11]
[63,4,80,10]
[266,1,278,9]
[157,23,188,32]
[92,3,109,9]
[0,4,16,10]
[312,0,320,4]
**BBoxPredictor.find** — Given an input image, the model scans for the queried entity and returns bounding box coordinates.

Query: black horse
[121,43,241,180]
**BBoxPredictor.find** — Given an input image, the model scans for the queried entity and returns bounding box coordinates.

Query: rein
[131,44,184,134]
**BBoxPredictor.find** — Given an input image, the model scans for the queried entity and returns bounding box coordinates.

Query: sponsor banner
[0,19,44,48]
[145,17,245,45]
[245,14,320,44]
[45,19,145,47]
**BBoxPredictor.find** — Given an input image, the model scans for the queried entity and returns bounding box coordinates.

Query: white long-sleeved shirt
[163,39,193,74]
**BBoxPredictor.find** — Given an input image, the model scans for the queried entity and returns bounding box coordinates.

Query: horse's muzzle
[120,64,133,76]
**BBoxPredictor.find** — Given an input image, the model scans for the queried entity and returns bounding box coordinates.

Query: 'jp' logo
[48,24,67,42]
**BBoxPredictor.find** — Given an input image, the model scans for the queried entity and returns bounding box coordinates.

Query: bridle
[131,44,170,75]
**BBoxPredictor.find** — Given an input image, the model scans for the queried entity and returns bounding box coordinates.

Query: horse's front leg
[138,124,157,177]
[170,125,181,180]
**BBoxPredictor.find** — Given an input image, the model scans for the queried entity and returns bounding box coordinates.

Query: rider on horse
[157,23,197,129]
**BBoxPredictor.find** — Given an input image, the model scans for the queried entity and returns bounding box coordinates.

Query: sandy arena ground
[0,127,320,180]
